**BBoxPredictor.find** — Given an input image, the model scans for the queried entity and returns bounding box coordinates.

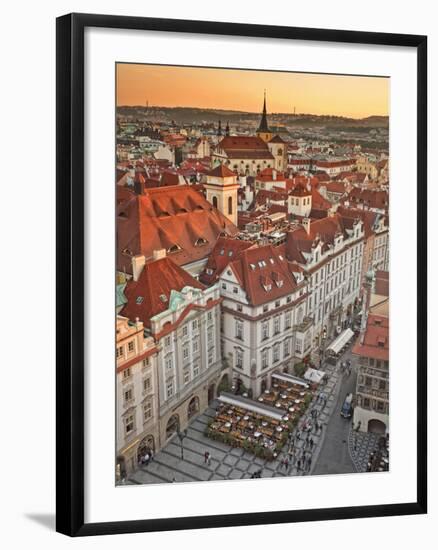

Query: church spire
[225,121,230,136]
[217,120,222,137]
[257,90,270,133]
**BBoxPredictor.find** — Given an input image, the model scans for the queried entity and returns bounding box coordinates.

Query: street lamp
[177,428,188,460]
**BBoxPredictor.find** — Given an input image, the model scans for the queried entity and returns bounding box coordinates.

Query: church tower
[288,180,312,218]
[204,164,239,226]
[256,91,273,143]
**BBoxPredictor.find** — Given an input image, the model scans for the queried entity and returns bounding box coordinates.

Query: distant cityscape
[115,67,389,485]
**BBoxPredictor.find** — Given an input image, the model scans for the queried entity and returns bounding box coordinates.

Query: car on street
[341,393,354,418]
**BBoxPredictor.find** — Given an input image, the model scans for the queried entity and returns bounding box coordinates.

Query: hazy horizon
[117,63,389,119]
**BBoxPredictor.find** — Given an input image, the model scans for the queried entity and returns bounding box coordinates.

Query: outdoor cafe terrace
[205,375,314,460]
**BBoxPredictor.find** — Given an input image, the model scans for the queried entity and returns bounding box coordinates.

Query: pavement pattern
[348,431,382,472]
[124,358,348,485]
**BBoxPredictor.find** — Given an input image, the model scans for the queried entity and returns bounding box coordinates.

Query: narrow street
[313,352,357,476]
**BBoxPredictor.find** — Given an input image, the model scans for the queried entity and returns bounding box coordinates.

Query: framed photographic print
[56,13,427,536]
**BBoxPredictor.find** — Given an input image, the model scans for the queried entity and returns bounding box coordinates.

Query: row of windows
[123,375,153,405]
[123,401,153,436]
[122,359,150,382]
[116,339,136,360]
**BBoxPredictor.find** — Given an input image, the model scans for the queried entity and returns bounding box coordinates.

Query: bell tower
[204,164,239,226]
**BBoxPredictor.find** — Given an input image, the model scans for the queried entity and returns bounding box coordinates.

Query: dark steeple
[225,121,230,136]
[217,120,222,137]
[257,90,270,133]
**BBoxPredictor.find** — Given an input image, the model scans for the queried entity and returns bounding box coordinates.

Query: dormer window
[195,237,207,246]
[168,244,181,254]
[136,296,144,304]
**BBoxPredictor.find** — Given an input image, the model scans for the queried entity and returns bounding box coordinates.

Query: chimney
[132,254,146,282]
[302,217,311,235]
[153,249,167,261]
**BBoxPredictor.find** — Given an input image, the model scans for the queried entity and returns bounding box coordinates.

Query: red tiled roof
[286,213,356,264]
[352,314,389,361]
[207,164,237,178]
[346,188,389,211]
[256,167,286,182]
[117,186,238,273]
[117,185,135,205]
[290,181,312,197]
[311,188,332,211]
[199,237,255,285]
[216,136,274,160]
[324,181,347,194]
[121,257,204,328]
[228,244,299,306]
[336,206,378,238]
[218,136,269,150]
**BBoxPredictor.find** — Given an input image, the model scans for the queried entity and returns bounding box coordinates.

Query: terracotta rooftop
[226,244,300,306]
[352,314,389,361]
[121,256,204,328]
[117,186,238,274]
[199,237,255,285]
[207,164,237,178]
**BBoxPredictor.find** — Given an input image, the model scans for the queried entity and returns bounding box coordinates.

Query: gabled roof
[117,186,238,273]
[311,188,332,211]
[121,257,204,327]
[290,181,312,197]
[217,136,270,151]
[199,237,255,285]
[345,188,389,211]
[286,213,358,264]
[227,244,299,306]
[336,206,378,238]
[207,164,237,178]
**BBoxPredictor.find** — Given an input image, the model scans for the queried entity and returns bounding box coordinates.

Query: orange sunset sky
[116,63,389,119]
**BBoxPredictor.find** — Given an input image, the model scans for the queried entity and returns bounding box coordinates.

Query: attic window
[219,249,225,256]
[159,294,168,303]
[206,268,213,275]
[168,244,181,254]
[136,296,144,304]
[122,248,132,256]
[228,251,233,257]
[278,255,284,261]
[269,258,275,264]
[249,263,256,270]
[195,237,207,246]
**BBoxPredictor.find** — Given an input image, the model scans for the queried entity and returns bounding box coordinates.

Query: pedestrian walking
[207,453,211,466]
[296,430,301,441]
[204,451,210,464]
[297,459,301,471]
[283,457,289,471]
[307,456,312,471]
[310,438,314,450]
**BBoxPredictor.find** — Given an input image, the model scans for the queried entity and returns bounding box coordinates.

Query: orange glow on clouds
[117,63,389,119]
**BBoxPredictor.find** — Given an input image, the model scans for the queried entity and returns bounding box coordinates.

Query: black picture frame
[56,12,427,537]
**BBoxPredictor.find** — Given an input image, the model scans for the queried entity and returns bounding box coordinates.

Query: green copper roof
[116,283,128,308]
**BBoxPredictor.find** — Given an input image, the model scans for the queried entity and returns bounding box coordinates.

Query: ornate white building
[120,251,227,448]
